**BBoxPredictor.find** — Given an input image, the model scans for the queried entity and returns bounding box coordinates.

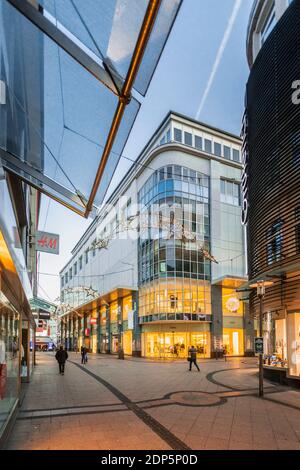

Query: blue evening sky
[37,0,254,302]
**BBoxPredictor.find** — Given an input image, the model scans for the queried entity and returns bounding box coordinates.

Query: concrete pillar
[211,285,223,358]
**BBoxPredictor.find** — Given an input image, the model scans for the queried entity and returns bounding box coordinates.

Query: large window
[195,136,202,150]
[232,149,240,163]
[214,142,222,157]
[224,146,231,160]
[220,180,241,206]
[184,132,193,146]
[267,219,283,265]
[261,3,276,45]
[204,139,212,154]
[174,128,182,143]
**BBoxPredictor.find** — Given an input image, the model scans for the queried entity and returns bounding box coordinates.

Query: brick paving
[4,352,300,450]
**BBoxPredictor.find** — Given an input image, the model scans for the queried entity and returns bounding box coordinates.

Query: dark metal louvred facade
[246,0,300,315]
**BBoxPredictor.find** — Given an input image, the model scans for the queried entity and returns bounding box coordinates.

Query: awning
[0,0,182,217]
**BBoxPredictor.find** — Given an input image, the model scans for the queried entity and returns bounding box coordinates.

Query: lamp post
[249,280,273,398]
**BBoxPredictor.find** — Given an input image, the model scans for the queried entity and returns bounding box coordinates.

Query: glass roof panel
[40,0,149,81]
[133,0,182,95]
[0,0,139,213]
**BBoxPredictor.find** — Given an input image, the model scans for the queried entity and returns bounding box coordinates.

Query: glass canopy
[0,0,181,217]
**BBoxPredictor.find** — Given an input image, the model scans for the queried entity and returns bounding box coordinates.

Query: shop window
[287,312,300,377]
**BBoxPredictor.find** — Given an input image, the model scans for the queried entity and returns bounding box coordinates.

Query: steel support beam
[85,0,162,216]
[6,0,124,96]
[0,148,89,216]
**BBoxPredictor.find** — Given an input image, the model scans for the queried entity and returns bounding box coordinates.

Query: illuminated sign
[226,297,240,313]
[36,230,59,254]
[90,318,97,325]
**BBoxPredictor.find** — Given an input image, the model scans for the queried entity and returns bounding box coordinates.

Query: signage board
[90,318,97,325]
[254,337,264,354]
[39,310,51,320]
[36,230,59,254]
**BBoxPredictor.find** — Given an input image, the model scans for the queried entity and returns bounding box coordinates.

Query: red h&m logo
[35,231,59,255]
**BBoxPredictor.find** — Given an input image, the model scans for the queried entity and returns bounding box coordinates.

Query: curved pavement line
[69,360,191,451]
[206,367,263,391]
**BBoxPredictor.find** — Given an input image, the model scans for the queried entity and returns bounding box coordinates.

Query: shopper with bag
[188,345,200,372]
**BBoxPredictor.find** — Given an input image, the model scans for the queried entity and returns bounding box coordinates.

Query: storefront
[222,284,246,356]
[263,310,300,386]
[141,323,211,358]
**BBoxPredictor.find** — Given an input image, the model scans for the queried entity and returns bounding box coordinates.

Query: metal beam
[6,0,124,96]
[85,0,162,216]
[0,148,89,217]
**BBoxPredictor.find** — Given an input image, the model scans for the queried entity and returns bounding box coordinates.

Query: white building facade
[59,112,253,358]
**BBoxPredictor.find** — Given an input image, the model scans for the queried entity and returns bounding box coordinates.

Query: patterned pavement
[4,352,300,450]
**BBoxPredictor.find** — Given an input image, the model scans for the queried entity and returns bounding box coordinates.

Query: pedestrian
[81,346,87,364]
[188,345,200,372]
[55,345,68,375]
[223,345,227,362]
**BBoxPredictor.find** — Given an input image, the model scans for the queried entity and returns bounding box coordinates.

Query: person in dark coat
[55,346,68,375]
[81,346,87,364]
[188,346,200,372]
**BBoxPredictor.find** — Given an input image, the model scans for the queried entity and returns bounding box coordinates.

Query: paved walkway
[5,353,300,450]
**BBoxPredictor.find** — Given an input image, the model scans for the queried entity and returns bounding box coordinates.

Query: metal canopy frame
[5,0,164,218]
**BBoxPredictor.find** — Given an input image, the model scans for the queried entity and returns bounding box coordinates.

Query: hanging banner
[127,310,134,330]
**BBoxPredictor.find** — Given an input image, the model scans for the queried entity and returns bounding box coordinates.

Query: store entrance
[144,331,210,359]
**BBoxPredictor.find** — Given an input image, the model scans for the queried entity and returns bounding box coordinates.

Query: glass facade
[138,165,211,319]
[138,165,213,357]
[0,292,20,437]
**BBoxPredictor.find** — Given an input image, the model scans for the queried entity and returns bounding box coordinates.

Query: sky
[37,0,254,303]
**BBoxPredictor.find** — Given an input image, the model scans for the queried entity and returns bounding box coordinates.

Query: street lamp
[249,280,274,397]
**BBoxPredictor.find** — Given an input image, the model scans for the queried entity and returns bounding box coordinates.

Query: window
[195,135,202,150]
[160,136,166,145]
[267,219,283,265]
[166,129,171,143]
[174,128,182,143]
[184,132,192,146]
[232,149,240,162]
[167,166,173,179]
[261,4,276,45]
[224,146,231,160]
[214,143,222,157]
[220,179,241,206]
[85,250,89,264]
[79,256,83,270]
[69,267,72,280]
[65,272,68,284]
[74,262,77,276]
[159,168,165,181]
[204,139,212,153]
[92,239,96,257]
[61,277,64,288]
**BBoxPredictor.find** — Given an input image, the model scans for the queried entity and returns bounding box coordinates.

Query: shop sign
[90,318,97,325]
[127,310,134,330]
[241,111,249,226]
[35,230,59,255]
[39,310,51,320]
[254,337,264,354]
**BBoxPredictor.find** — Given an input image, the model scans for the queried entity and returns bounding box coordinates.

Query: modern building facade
[245,0,300,385]
[60,111,252,359]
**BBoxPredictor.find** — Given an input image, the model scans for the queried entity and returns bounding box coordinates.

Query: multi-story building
[60,111,252,359]
[244,0,300,386]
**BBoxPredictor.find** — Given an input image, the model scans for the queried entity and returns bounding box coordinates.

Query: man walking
[188,345,200,372]
[55,345,68,375]
[81,346,87,364]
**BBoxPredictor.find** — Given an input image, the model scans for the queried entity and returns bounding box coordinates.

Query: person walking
[188,345,200,372]
[81,346,87,364]
[55,345,68,375]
